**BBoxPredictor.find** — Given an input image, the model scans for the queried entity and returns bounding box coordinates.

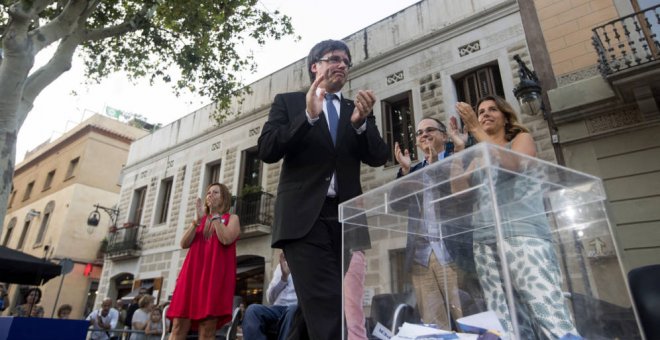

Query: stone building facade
[95,3,658,333]
[96,0,565,309]
[1,114,148,318]
[534,0,660,272]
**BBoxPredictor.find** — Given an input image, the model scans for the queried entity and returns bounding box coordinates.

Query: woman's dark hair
[205,183,232,215]
[306,39,352,83]
[475,95,529,141]
[25,288,42,304]
[57,304,72,317]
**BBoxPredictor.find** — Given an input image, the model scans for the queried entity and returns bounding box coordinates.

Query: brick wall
[166,165,188,247]
[536,0,618,76]
[420,72,446,120]
[185,161,202,227]
[141,177,157,225]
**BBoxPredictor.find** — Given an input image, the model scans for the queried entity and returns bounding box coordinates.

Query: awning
[0,246,61,285]
[120,283,154,301]
[237,264,262,274]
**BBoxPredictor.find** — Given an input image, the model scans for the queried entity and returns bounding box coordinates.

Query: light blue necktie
[325,93,339,145]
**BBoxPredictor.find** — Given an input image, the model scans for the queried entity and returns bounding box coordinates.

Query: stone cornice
[348,0,519,79]
[120,0,520,174]
[14,125,134,176]
[121,106,271,174]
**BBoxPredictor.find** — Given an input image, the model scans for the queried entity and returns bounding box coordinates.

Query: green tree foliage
[0,0,295,234]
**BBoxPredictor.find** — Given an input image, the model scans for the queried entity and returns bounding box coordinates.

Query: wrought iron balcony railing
[592,4,659,76]
[234,191,274,229]
[105,222,142,260]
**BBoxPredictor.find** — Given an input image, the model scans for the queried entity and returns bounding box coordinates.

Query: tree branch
[24,0,54,16]
[84,20,135,42]
[78,0,101,21]
[30,0,88,52]
[18,33,80,128]
[10,0,52,22]
[84,1,157,42]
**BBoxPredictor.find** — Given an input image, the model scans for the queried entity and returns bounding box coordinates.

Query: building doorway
[236,255,265,307]
[114,273,135,300]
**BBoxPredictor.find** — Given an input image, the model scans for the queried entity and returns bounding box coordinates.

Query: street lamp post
[513,54,544,117]
[512,54,565,165]
[86,204,120,234]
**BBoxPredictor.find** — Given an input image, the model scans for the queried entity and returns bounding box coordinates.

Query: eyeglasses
[318,55,352,68]
[415,127,445,136]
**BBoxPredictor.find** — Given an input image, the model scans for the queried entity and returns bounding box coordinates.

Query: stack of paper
[456,310,505,336]
[389,323,478,340]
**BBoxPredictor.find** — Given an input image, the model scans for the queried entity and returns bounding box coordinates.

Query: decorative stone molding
[249,126,261,137]
[556,66,600,87]
[586,106,642,134]
[458,40,481,57]
[387,70,405,85]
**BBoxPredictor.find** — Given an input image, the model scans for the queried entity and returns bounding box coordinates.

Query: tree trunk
[0,13,83,235]
[0,127,18,237]
[0,20,35,236]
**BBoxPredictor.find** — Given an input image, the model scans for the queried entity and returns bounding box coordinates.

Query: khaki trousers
[411,256,462,330]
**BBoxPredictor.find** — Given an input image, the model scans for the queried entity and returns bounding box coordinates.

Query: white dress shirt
[267,264,298,306]
[306,90,367,197]
[87,308,119,340]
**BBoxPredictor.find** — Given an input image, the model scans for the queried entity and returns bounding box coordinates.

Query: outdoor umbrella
[0,246,61,285]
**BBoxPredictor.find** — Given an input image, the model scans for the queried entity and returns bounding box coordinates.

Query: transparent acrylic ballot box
[340,143,640,340]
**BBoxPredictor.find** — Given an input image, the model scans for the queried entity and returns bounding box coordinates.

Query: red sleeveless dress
[167,213,236,329]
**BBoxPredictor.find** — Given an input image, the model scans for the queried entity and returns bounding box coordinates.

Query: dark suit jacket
[258,91,389,248]
[393,153,474,273]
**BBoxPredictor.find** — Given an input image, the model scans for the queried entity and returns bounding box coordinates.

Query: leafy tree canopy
[0,0,295,235]
[0,0,295,122]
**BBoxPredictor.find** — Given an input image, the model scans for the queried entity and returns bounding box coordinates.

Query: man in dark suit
[257,39,389,340]
[393,117,481,330]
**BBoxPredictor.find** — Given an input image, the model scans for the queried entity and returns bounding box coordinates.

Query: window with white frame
[65,157,80,179]
[16,219,31,250]
[8,190,16,209]
[454,64,504,108]
[129,186,147,225]
[156,178,173,224]
[34,201,55,246]
[239,147,262,195]
[22,181,34,201]
[381,91,418,167]
[43,170,56,191]
[206,161,222,188]
[2,217,17,246]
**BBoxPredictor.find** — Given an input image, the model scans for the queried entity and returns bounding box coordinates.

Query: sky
[16,0,420,163]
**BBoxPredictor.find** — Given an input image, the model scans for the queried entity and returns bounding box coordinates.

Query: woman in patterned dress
[449,95,580,339]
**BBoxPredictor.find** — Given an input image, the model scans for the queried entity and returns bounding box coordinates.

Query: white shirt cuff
[353,120,367,134]
[306,111,319,125]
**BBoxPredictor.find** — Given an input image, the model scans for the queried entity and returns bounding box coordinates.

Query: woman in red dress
[167,182,241,340]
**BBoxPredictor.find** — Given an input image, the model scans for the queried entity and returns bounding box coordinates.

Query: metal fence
[592,3,659,76]
[233,191,275,228]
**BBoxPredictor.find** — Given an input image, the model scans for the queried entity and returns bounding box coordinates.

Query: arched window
[2,217,17,246]
[35,201,55,245]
